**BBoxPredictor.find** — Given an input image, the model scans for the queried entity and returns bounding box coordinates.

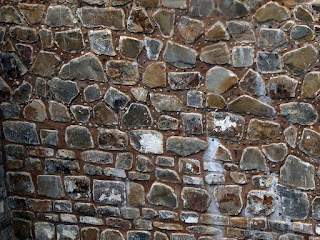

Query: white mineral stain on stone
[137,132,163,154]
[213,115,238,132]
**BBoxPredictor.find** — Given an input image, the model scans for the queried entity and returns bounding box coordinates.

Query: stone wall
[1,0,320,239]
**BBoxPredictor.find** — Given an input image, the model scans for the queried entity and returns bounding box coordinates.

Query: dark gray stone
[3,121,39,145]
[0,52,27,79]
[45,5,77,27]
[55,29,85,53]
[88,29,116,56]
[115,152,133,170]
[104,87,131,111]
[45,159,80,174]
[98,128,128,151]
[48,101,71,123]
[136,155,154,173]
[84,84,101,102]
[64,176,90,201]
[48,78,79,105]
[122,103,153,127]
[227,21,255,43]
[65,126,93,150]
[163,41,197,68]
[257,52,281,73]
[1,103,20,119]
[93,180,126,205]
[216,0,249,19]
[7,172,35,195]
[37,175,65,198]
[187,91,203,108]
[70,105,91,123]
[240,147,269,171]
[145,37,163,60]
[290,25,314,43]
[127,231,151,240]
[81,150,113,165]
[53,200,72,213]
[10,81,31,104]
[190,0,214,17]
[156,168,181,183]
[147,182,178,209]
[0,6,23,24]
[166,136,208,157]
[181,113,203,135]
[152,9,174,37]
[280,102,318,125]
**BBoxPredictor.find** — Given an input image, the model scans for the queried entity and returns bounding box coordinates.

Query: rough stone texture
[166,136,208,157]
[122,103,153,127]
[280,102,318,125]
[65,126,94,150]
[10,81,32,104]
[181,187,211,212]
[213,185,243,215]
[254,2,290,22]
[45,5,77,27]
[200,42,231,65]
[3,121,39,145]
[147,182,177,209]
[190,0,214,17]
[48,78,79,105]
[256,52,281,73]
[262,143,288,163]
[23,99,47,122]
[290,25,314,43]
[178,16,204,43]
[258,28,288,49]
[247,119,280,140]
[48,101,71,123]
[206,67,238,94]
[153,9,174,37]
[299,128,320,158]
[88,29,115,56]
[240,147,269,172]
[106,60,139,85]
[239,69,266,97]
[150,93,183,112]
[55,29,85,54]
[143,62,166,88]
[93,180,126,205]
[227,21,256,43]
[104,87,131,111]
[37,175,65,198]
[119,36,144,59]
[31,51,61,78]
[128,6,154,33]
[129,130,163,154]
[268,75,298,98]
[98,129,128,151]
[163,41,197,68]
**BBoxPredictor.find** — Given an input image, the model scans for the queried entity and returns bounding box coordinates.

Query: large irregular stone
[262,143,288,163]
[127,182,145,207]
[59,53,107,82]
[189,0,214,17]
[156,168,181,183]
[55,29,85,53]
[84,84,101,102]
[277,185,309,220]
[268,75,298,98]
[23,99,47,122]
[129,130,163,154]
[240,147,269,171]
[143,62,166,88]
[119,36,144,59]
[200,42,230,65]
[181,112,203,135]
[70,105,91,123]
[65,126,93,150]
[228,95,276,117]
[247,119,280,140]
[7,172,35,195]
[299,128,320,158]
[48,101,71,122]
[280,102,317,125]
[106,60,139,85]
[37,175,65,198]
[57,225,79,240]
[150,93,183,111]
[239,69,265,97]
[290,25,314,44]
[283,45,318,75]
[93,102,118,126]
[10,81,31,104]
[227,21,255,43]
[144,37,163,60]
[93,180,126,205]
[258,28,287,50]
[256,52,281,73]
[127,6,154,33]
[0,6,23,24]
[280,155,315,190]
[216,0,249,19]
[294,5,314,23]
[153,9,175,37]
[168,72,200,90]
[163,41,197,68]
[34,222,55,240]
[147,182,177,209]
[31,51,61,77]
[166,136,208,157]
[9,26,38,43]
[302,71,320,98]
[207,112,245,140]
[122,104,153,127]
[178,16,204,43]
[0,52,27,79]
[213,185,243,215]
[45,5,77,27]
[181,187,211,212]
[48,78,79,105]
[206,66,238,94]
[254,2,290,22]
[64,176,90,201]
[3,121,39,145]
[104,87,130,111]
[88,29,116,56]
[247,190,275,216]
[77,7,125,29]
[205,21,229,41]
[98,129,128,151]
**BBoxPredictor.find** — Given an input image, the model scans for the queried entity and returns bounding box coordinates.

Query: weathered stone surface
[280,102,317,125]
[136,155,154,173]
[312,197,320,220]
[0,77,11,93]
[213,185,243,215]
[239,69,265,97]
[70,105,90,123]
[166,136,208,157]
[13,219,32,240]
[277,185,309,220]
[205,173,225,185]
[156,168,181,183]
[143,62,166,88]
[227,21,255,43]
[190,0,214,17]
[268,75,298,98]
[0,52,27,79]
[232,46,254,68]
[119,36,144,59]
[93,102,118,126]
[164,41,197,68]
[258,28,288,49]
[0,6,23,24]
[254,2,290,22]
[64,176,90,200]
[57,225,79,240]
[127,6,154,33]
[104,87,130,111]
[240,147,269,171]
[206,66,238,94]
[3,39,15,52]
[206,94,226,109]
[1,103,19,120]
[55,29,84,53]
[200,42,231,65]
[162,0,186,9]
[181,187,211,212]
[247,119,280,140]
[48,101,71,122]
[88,29,115,56]
[93,180,126,205]
[302,71,320,98]
[31,51,60,77]
[77,7,125,29]
[181,113,203,135]
[207,112,245,140]
[45,6,76,26]
[105,217,131,229]
[48,78,79,105]
[84,84,101,103]
[83,0,107,5]
[158,115,179,130]
[101,229,124,240]
[23,99,47,122]
[115,152,133,170]
[39,29,53,48]
[153,9,174,37]
[34,222,55,240]
[127,231,150,240]
[129,130,163,154]
[262,143,287,163]
[45,158,80,174]
[65,126,93,150]
[284,126,297,148]
[123,103,152,127]
[37,175,65,198]
[230,172,247,185]
[10,81,31,104]
[247,190,275,216]
[188,91,203,108]
[97,128,128,151]
[228,95,276,117]
[283,45,318,75]
[136,0,159,7]
[252,175,272,189]
[290,25,314,43]
[127,182,145,207]
[150,93,183,111]
[216,0,249,19]
[205,21,229,41]
[35,77,46,98]
[294,5,314,23]
[178,16,204,43]
[299,128,320,158]
[16,44,33,66]
[106,60,139,85]
[3,121,39,145]
[256,52,281,73]
[147,182,177,209]
[131,87,148,102]
[59,53,107,82]
[144,37,163,60]
[7,172,35,196]
[280,155,315,190]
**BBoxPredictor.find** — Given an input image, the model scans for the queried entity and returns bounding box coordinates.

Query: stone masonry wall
[2,0,320,239]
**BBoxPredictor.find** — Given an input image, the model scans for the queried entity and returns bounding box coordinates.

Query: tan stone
[178,16,204,43]
[200,42,231,65]
[254,2,290,22]
[143,62,166,88]
[153,9,175,37]
[18,3,45,25]
[31,51,61,77]
[302,71,320,98]
[206,93,226,109]
[206,66,238,94]
[247,119,280,140]
[268,75,298,98]
[299,128,320,158]
[205,21,229,41]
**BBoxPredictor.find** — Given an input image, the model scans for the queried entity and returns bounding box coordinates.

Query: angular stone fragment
[7,172,35,195]
[119,36,144,59]
[0,6,23,24]
[13,219,32,240]
[65,126,93,150]
[84,84,101,103]
[262,143,287,163]
[101,229,124,240]
[105,217,131,229]
[115,152,133,170]
[106,60,139,85]
[150,93,183,111]
[178,16,204,43]
[48,78,79,104]
[158,115,178,130]
[45,5,77,27]
[93,180,126,205]
[230,172,247,185]
[181,113,203,135]
[228,95,276,117]
[127,231,150,240]
[299,129,320,158]
[16,44,33,66]
[127,6,154,33]
[164,41,197,68]
[23,99,47,122]
[153,9,174,37]
[98,128,128,151]
[256,52,281,73]
[166,136,208,157]
[37,175,65,198]
[35,222,55,240]
[77,7,125,29]
[239,69,265,97]
[104,87,130,111]
[247,190,275,216]
[81,151,113,165]
[213,185,243,215]
[206,94,226,109]
[312,197,320,220]
[122,103,152,127]
[129,130,163,154]
[280,102,317,125]
[127,182,145,206]
[188,91,203,108]
[290,25,314,43]
[70,105,90,123]
[136,155,154,173]
[232,46,254,67]
[3,121,39,145]
[64,176,90,200]
[294,5,314,23]
[283,45,318,75]
[240,147,269,171]
[181,187,211,212]
[48,101,71,122]
[247,119,280,140]
[0,52,27,79]
[144,37,163,60]
[190,0,214,17]
[83,0,107,5]
[206,66,237,94]
[88,29,115,56]
[302,71,320,98]
[168,72,200,90]
[10,81,32,104]
[93,102,118,126]
[30,51,60,77]
[9,26,38,43]
[39,29,53,48]
[205,21,229,41]
[143,62,166,88]
[216,0,249,19]
[55,29,84,53]
[258,28,287,50]
[1,103,19,120]
[227,21,256,43]
[131,87,148,102]
[0,77,11,93]
[207,112,245,140]
[147,182,177,209]
[57,225,79,240]
[200,42,231,65]
[284,126,297,148]
[205,173,225,185]
[277,185,309,220]
[3,40,15,52]
[156,168,181,183]
[45,158,80,174]
[254,2,290,22]
[268,75,298,98]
